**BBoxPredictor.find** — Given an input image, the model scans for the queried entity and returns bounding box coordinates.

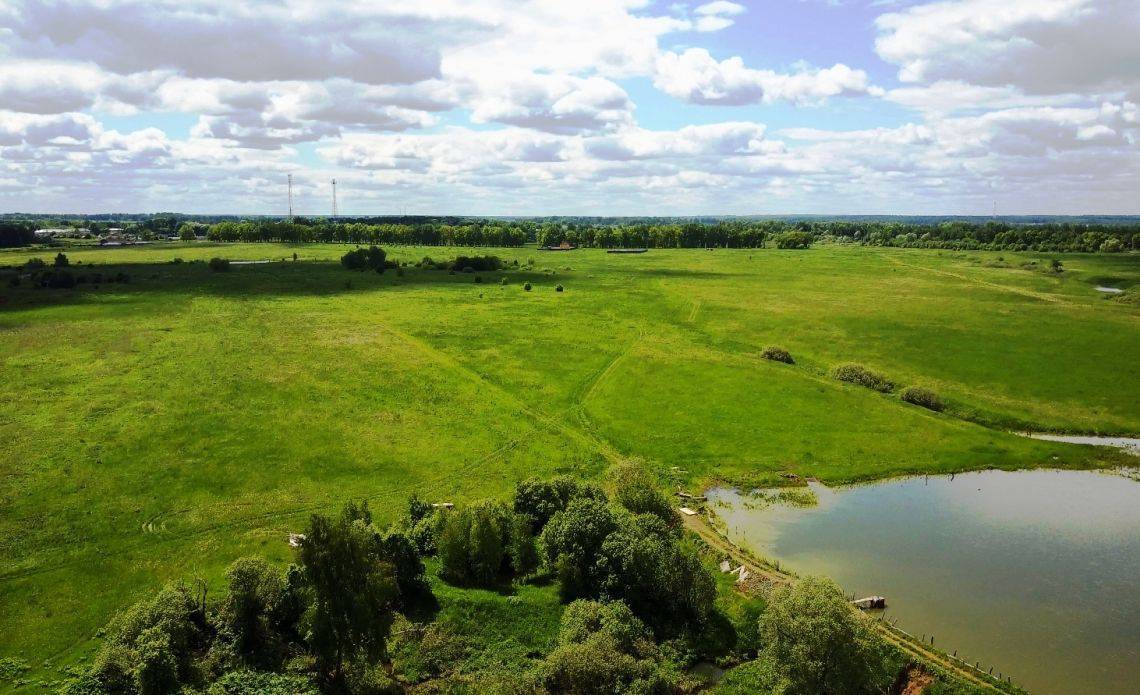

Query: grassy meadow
[1,241,1137,679]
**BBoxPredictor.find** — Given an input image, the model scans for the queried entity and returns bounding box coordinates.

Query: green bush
[24,257,46,270]
[900,386,944,412]
[760,346,794,364]
[340,246,387,272]
[54,252,69,267]
[500,277,508,285]
[514,476,606,533]
[555,284,564,292]
[207,670,317,695]
[208,258,230,272]
[831,363,894,393]
[47,269,76,288]
[774,231,813,249]
[452,255,503,272]
[474,275,483,283]
[523,282,532,291]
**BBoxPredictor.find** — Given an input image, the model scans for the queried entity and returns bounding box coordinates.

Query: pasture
[1,242,1137,676]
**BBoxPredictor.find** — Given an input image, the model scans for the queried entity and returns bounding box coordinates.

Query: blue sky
[0,0,1137,214]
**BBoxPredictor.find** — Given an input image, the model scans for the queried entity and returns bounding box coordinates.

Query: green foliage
[523,282,532,291]
[760,346,794,364]
[103,582,206,690]
[135,627,180,695]
[595,520,716,636]
[514,476,606,533]
[608,462,680,531]
[556,284,564,292]
[451,255,503,272]
[558,600,652,654]
[23,256,45,270]
[178,224,199,242]
[376,529,428,600]
[900,386,945,412]
[54,252,70,267]
[540,497,619,600]
[438,500,514,586]
[299,502,399,670]
[208,257,230,272]
[206,670,317,695]
[774,231,813,249]
[340,246,387,272]
[759,576,886,695]
[220,557,302,664]
[831,363,895,393]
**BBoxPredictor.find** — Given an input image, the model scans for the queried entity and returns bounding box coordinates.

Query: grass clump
[760,346,794,364]
[831,363,894,393]
[523,282,532,292]
[208,257,230,272]
[901,386,945,412]
[555,284,564,292]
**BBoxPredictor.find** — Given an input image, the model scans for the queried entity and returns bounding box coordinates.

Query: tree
[299,503,399,673]
[437,500,513,586]
[178,223,198,241]
[507,513,539,578]
[759,576,885,694]
[608,462,679,531]
[539,497,618,600]
[595,516,715,636]
[221,557,299,662]
[54,252,69,267]
[514,476,605,532]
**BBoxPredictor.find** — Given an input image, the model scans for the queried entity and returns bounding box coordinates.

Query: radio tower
[331,178,338,218]
[287,174,294,220]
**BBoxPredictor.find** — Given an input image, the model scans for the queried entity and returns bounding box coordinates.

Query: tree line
[6,214,1136,252]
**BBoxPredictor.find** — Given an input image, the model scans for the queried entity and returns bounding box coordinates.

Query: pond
[708,469,1140,695]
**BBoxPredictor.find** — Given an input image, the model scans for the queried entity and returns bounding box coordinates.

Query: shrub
[438,500,515,586]
[499,277,507,285]
[514,477,606,533]
[341,246,387,272]
[900,386,944,412]
[47,269,76,288]
[523,282,532,291]
[608,462,679,530]
[774,231,813,249]
[54,252,69,267]
[474,275,482,283]
[759,576,886,694]
[208,257,230,272]
[452,255,502,272]
[555,284,564,292]
[25,257,45,270]
[207,670,317,695]
[760,346,794,364]
[171,257,184,264]
[831,363,894,393]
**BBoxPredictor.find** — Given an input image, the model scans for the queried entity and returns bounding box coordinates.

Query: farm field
[1,242,1137,676]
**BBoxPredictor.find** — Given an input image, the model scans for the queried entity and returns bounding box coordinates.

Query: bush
[555,284,564,292]
[760,346,794,364]
[608,462,679,530]
[514,477,606,533]
[208,258,230,272]
[25,257,45,270]
[774,231,813,249]
[207,670,317,695]
[438,501,515,586]
[54,252,69,267]
[900,386,944,412]
[831,363,894,393]
[451,255,503,272]
[474,275,482,283]
[47,269,76,288]
[523,282,532,291]
[340,246,387,272]
[500,277,507,285]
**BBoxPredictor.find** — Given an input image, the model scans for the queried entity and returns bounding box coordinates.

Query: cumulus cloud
[0,0,1136,213]
[875,0,1140,97]
[654,48,877,105]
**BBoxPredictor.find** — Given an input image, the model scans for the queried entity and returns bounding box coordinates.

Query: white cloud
[654,48,877,105]
[875,0,1140,97]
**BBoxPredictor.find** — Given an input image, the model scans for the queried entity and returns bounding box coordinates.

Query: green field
[1,242,1137,677]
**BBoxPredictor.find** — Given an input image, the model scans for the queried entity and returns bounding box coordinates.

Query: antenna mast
[287,174,294,220]
[331,178,338,218]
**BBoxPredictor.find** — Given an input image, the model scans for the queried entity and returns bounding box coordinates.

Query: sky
[0,0,1137,216]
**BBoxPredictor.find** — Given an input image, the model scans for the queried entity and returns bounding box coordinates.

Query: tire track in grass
[1,319,622,585]
[884,255,1070,306]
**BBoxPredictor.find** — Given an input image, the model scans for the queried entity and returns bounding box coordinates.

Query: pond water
[1018,433,1140,455]
[708,470,1140,695]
